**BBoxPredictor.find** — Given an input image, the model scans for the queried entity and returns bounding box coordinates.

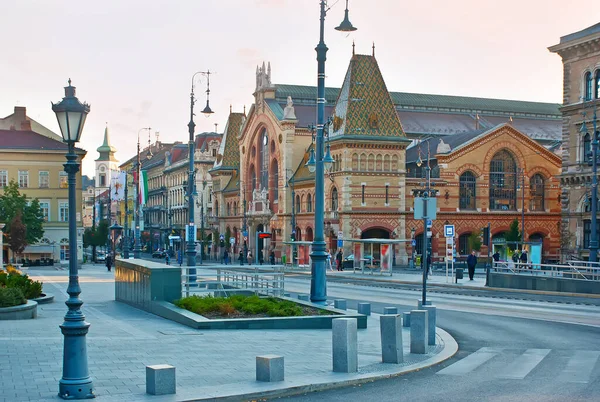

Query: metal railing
[491,261,600,281]
[181,265,285,298]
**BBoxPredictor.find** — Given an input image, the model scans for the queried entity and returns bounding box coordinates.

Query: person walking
[520,249,528,268]
[493,251,500,262]
[223,249,229,265]
[105,253,112,272]
[466,250,477,281]
[336,249,343,271]
[269,250,275,265]
[326,250,334,271]
[247,250,253,264]
[165,253,170,265]
[239,249,244,266]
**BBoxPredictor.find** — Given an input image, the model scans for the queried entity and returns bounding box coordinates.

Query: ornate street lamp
[187,70,214,275]
[309,0,356,304]
[52,79,94,399]
[134,127,151,259]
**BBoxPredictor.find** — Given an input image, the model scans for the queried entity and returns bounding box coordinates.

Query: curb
[180,327,458,402]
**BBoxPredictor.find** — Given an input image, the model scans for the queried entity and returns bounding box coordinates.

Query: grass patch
[174,294,331,319]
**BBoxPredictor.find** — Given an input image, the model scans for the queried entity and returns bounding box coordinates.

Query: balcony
[206,215,219,225]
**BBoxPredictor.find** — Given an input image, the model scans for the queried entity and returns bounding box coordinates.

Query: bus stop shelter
[346,238,410,276]
[282,241,313,269]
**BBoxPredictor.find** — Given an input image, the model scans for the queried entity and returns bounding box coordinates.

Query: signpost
[444,224,455,283]
[255,232,272,264]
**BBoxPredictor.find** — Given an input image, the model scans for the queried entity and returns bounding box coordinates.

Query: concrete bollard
[256,355,284,382]
[380,314,404,364]
[283,292,291,297]
[146,364,176,395]
[334,299,347,310]
[357,302,371,316]
[423,305,437,345]
[332,318,358,373]
[383,307,398,315]
[410,310,428,354]
[298,294,309,301]
[402,312,411,327]
[417,300,432,309]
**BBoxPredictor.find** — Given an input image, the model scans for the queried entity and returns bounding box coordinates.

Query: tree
[8,211,27,257]
[468,232,482,252]
[0,181,44,245]
[505,219,521,251]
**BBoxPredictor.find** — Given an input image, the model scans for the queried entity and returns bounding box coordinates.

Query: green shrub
[175,294,312,318]
[0,287,26,307]
[0,271,43,299]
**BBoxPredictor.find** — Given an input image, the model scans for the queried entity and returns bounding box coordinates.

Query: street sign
[220,234,224,241]
[337,240,343,248]
[230,237,235,245]
[258,232,272,239]
[338,230,343,240]
[426,219,433,228]
[427,231,432,238]
[244,236,248,242]
[412,239,416,247]
[243,231,248,237]
[444,224,455,238]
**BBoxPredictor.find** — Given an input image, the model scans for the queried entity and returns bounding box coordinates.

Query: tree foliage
[505,219,521,250]
[0,181,44,245]
[8,212,27,255]
[468,232,482,252]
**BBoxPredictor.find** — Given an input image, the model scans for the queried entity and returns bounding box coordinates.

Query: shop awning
[23,245,54,254]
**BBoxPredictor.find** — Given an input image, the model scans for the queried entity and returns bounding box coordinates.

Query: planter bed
[31,293,54,304]
[0,300,38,320]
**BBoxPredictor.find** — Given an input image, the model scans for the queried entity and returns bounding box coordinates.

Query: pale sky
[1,0,597,178]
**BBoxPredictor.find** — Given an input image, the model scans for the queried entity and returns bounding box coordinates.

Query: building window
[60,245,70,260]
[0,170,6,187]
[584,72,593,101]
[39,171,49,188]
[583,133,592,163]
[271,160,279,202]
[331,187,338,211]
[529,174,545,211]
[458,233,471,255]
[459,171,477,210]
[59,172,68,188]
[361,184,366,205]
[583,220,600,249]
[295,194,301,213]
[489,150,517,211]
[59,201,69,222]
[99,173,106,187]
[212,148,217,157]
[596,70,600,99]
[307,193,312,212]
[18,170,29,188]
[415,233,424,256]
[259,128,269,190]
[39,201,50,222]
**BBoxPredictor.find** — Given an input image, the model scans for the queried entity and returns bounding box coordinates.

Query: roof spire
[352,40,355,56]
[243,105,246,115]
[372,42,375,57]
[230,104,232,113]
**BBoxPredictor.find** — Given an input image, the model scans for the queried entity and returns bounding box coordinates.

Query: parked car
[96,251,106,262]
[342,254,377,269]
[152,249,167,258]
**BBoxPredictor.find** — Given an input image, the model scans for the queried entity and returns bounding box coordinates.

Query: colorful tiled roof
[330,54,406,138]
[213,112,244,171]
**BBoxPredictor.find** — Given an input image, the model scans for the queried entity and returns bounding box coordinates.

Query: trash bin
[455,268,464,282]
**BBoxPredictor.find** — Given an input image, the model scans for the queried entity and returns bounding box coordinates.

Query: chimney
[13,106,31,131]
[475,114,480,130]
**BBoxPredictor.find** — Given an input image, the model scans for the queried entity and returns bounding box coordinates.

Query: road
[272,276,600,402]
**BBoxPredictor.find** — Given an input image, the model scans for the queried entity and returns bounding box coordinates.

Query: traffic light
[291,231,296,242]
[482,226,490,246]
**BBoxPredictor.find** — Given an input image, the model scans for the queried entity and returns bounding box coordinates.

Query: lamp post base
[59,378,95,400]
[59,320,95,399]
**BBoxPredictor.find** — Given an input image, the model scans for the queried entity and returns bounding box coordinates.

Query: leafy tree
[0,181,44,245]
[468,232,482,252]
[505,219,521,251]
[96,220,109,248]
[8,211,27,256]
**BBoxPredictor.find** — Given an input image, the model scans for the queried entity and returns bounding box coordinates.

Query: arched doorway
[257,223,265,263]
[304,227,314,265]
[361,228,391,265]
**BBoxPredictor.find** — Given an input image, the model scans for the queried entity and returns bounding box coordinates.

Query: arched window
[596,70,600,99]
[307,193,313,212]
[331,187,338,211]
[584,71,593,101]
[415,233,424,255]
[530,174,545,211]
[271,159,279,202]
[226,203,231,216]
[215,200,219,216]
[259,128,269,190]
[459,171,476,210]
[489,150,517,211]
[295,194,300,213]
[583,133,591,163]
[458,233,471,256]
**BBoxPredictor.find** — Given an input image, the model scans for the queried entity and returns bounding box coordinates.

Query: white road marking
[496,348,551,379]
[561,350,600,383]
[437,347,498,375]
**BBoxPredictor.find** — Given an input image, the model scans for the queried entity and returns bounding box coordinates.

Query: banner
[381,244,391,273]
[139,170,149,205]
[111,171,126,201]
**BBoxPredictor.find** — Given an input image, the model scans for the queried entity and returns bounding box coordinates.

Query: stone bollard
[283,292,291,297]
[332,318,358,373]
[256,355,284,382]
[423,305,437,345]
[357,302,371,316]
[298,294,309,301]
[334,299,347,310]
[383,307,398,315]
[402,312,411,327]
[417,300,432,309]
[146,364,176,395]
[380,314,404,364]
[410,310,428,354]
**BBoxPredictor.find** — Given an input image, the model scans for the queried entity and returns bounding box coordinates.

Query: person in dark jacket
[105,254,112,272]
[336,250,343,271]
[492,251,500,262]
[466,250,477,281]
[520,249,528,268]
[269,250,275,265]
[239,250,244,265]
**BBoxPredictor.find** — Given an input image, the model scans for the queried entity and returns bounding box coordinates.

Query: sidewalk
[1,264,457,402]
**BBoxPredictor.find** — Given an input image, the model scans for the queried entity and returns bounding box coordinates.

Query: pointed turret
[96,126,118,162]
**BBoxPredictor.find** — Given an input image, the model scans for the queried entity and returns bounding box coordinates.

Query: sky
[1,0,597,178]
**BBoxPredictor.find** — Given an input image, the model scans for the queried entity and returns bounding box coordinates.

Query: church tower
[95,126,119,196]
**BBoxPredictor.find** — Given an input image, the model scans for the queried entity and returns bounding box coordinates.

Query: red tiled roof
[0,129,85,153]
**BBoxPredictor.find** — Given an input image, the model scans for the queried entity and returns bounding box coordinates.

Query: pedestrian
[326,250,334,271]
[493,251,500,262]
[165,254,170,265]
[248,250,253,264]
[177,250,182,266]
[223,249,229,265]
[336,249,343,271]
[239,249,244,265]
[105,253,112,272]
[520,249,528,268]
[269,250,275,265]
[466,250,477,281]
[512,250,519,264]
[259,249,264,265]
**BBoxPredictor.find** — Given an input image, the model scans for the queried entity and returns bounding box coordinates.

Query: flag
[111,171,126,201]
[139,170,149,205]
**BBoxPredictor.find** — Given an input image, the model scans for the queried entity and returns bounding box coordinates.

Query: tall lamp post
[306,0,356,304]
[122,170,129,259]
[195,178,207,264]
[285,170,297,266]
[52,79,94,399]
[241,181,248,264]
[582,105,599,262]
[518,168,525,251]
[410,227,416,269]
[187,71,214,271]
[134,128,151,258]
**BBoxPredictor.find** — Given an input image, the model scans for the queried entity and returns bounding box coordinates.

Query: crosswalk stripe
[497,349,551,379]
[562,350,600,384]
[437,348,498,375]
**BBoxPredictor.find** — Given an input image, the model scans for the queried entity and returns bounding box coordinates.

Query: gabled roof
[195,132,221,152]
[212,112,244,172]
[222,176,240,194]
[330,54,406,139]
[170,144,189,164]
[0,129,85,154]
[289,144,315,185]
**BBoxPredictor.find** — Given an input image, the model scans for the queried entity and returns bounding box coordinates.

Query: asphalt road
[271,277,600,402]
